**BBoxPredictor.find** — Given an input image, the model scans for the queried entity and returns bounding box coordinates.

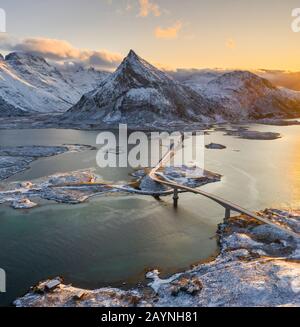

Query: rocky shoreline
[0,144,96,181]
[0,166,221,209]
[0,114,299,131]
[14,208,300,307]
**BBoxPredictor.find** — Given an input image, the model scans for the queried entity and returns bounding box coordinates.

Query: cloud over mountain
[0,35,122,69]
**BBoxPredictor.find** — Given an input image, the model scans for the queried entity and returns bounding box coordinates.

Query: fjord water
[0,125,300,306]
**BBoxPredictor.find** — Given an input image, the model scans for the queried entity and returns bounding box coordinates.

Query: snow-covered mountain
[181,70,300,119]
[0,52,109,116]
[0,95,28,117]
[64,52,300,126]
[63,50,223,126]
[170,68,229,92]
[1,50,300,123]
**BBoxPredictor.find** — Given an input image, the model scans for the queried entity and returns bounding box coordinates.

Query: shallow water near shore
[0,124,300,306]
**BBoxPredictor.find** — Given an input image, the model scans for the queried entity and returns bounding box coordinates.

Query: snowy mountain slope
[1,50,300,122]
[65,52,300,126]
[0,52,109,116]
[0,95,27,117]
[57,64,110,96]
[183,70,300,119]
[170,69,229,92]
[63,50,223,126]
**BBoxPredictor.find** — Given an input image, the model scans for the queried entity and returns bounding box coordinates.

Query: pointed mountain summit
[114,49,173,84]
[63,50,220,126]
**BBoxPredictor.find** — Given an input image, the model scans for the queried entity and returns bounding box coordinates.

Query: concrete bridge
[149,137,300,239]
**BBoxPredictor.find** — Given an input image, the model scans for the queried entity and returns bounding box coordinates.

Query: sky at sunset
[1,0,300,71]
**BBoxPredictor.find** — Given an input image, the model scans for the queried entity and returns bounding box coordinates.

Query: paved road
[149,138,300,239]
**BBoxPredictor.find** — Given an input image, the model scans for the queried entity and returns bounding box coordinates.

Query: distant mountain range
[181,70,300,120]
[0,52,109,116]
[64,50,300,126]
[1,50,300,126]
[169,68,300,92]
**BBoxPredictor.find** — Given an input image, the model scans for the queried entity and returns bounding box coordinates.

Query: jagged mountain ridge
[1,50,300,123]
[172,68,300,91]
[63,50,223,125]
[190,70,300,119]
[0,52,109,116]
[65,51,300,126]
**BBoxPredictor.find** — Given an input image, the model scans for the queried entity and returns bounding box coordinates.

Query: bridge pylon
[173,189,179,208]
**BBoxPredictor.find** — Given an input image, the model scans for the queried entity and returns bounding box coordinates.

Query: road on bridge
[149,136,300,239]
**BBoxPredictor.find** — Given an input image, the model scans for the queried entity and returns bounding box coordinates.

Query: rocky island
[0,144,96,181]
[206,143,227,150]
[0,166,221,208]
[224,129,282,140]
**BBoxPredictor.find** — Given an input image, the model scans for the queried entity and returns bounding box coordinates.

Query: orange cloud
[155,21,182,39]
[138,0,161,17]
[0,35,122,68]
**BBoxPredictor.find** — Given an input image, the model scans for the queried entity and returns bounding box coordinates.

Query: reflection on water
[0,124,300,305]
[288,136,300,205]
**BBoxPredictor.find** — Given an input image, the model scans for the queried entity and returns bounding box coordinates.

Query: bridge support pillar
[173,189,179,208]
[225,207,231,219]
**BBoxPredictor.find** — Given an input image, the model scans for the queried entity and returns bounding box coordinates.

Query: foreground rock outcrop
[14,209,300,307]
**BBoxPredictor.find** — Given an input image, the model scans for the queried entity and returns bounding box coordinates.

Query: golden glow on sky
[1,0,300,71]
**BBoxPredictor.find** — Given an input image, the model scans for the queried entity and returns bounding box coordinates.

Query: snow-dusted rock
[225,129,282,140]
[63,53,300,127]
[11,198,37,209]
[0,144,96,180]
[63,50,222,127]
[206,143,227,150]
[0,52,109,116]
[184,70,300,120]
[1,51,300,122]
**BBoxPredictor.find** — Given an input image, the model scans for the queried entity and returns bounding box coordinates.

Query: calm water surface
[0,125,299,305]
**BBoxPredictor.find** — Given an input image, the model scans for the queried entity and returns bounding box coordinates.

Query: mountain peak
[122,49,143,66]
[128,49,139,59]
[114,50,172,84]
[65,51,217,126]
[5,52,48,65]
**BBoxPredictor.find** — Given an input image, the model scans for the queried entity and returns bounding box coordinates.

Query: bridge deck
[149,139,300,239]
